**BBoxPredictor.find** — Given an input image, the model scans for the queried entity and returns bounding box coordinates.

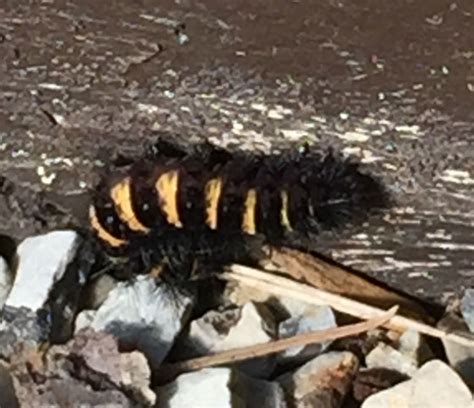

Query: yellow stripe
[155,170,183,228]
[89,206,126,248]
[110,178,149,232]
[204,177,223,229]
[280,190,293,231]
[242,188,257,235]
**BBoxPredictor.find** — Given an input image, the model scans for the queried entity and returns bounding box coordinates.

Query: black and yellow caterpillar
[89,138,389,285]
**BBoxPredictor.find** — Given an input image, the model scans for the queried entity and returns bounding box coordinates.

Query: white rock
[279,129,310,141]
[74,309,96,329]
[226,285,337,365]
[362,360,474,408]
[398,329,433,364]
[278,305,336,365]
[227,281,328,320]
[156,367,286,408]
[0,256,12,308]
[190,302,275,350]
[365,330,431,377]
[278,351,359,408]
[461,289,474,333]
[75,275,194,368]
[366,342,418,376]
[5,231,80,311]
[438,313,474,387]
[120,351,156,406]
[185,302,276,377]
[338,131,370,142]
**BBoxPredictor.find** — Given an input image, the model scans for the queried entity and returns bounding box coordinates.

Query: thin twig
[160,306,397,380]
[224,264,474,348]
[264,246,430,322]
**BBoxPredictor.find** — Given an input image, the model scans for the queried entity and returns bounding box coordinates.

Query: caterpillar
[89,138,389,286]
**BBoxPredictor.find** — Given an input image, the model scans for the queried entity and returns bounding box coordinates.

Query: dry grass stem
[162,306,397,379]
[224,264,474,348]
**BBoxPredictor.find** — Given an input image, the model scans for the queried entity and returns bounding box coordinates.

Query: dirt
[0,0,473,302]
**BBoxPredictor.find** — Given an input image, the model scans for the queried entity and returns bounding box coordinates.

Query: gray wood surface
[0,0,473,302]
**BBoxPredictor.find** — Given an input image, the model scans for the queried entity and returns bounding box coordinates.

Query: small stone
[177,32,189,45]
[0,256,12,308]
[75,275,194,368]
[267,109,284,120]
[120,351,156,406]
[5,231,80,311]
[365,330,431,377]
[184,302,276,377]
[366,343,417,376]
[461,289,474,333]
[68,329,155,406]
[74,310,96,330]
[68,329,124,384]
[277,351,359,408]
[156,367,286,408]
[362,360,474,408]
[338,131,370,142]
[438,312,474,387]
[398,330,433,363]
[0,361,18,407]
[0,306,49,359]
[8,340,132,407]
[278,305,336,365]
[279,129,310,141]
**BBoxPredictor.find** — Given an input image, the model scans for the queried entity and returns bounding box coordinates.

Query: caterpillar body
[89,139,389,284]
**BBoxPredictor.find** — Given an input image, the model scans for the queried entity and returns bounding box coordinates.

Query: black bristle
[89,138,390,288]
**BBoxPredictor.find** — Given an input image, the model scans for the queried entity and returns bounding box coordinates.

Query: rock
[227,285,338,366]
[47,237,100,344]
[183,302,276,377]
[81,273,119,309]
[0,361,19,408]
[461,289,474,333]
[277,351,359,408]
[352,367,409,402]
[120,351,156,406]
[15,376,132,407]
[227,280,322,318]
[187,302,275,351]
[366,342,418,376]
[74,310,97,331]
[5,327,155,406]
[0,306,49,360]
[5,230,80,311]
[0,256,12,308]
[362,360,474,408]
[8,341,133,407]
[69,329,125,384]
[75,275,194,368]
[277,305,336,365]
[156,367,286,408]
[365,330,431,377]
[68,329,156,406]
[438,312,474,387]
[398,329,433,363]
